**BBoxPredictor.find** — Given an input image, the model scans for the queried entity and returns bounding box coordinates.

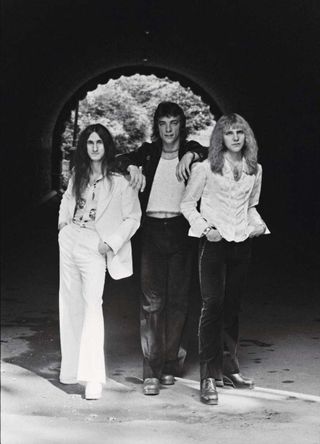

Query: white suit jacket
[58,173,141,280]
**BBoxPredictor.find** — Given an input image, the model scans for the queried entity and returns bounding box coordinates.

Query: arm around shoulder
[176,142,208,181]
[116,142,149,169]
[185,140,208,162]
[116,144,149,191]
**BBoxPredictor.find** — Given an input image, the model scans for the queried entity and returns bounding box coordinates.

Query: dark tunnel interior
[2,0,320,300]
[1,4,320,424]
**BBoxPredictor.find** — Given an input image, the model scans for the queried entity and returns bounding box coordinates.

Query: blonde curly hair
[208,113,258,175]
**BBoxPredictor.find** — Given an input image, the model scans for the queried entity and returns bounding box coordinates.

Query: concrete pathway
[1,197,320,443]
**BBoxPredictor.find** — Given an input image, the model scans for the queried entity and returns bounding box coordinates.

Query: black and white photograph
[2,1,320,443]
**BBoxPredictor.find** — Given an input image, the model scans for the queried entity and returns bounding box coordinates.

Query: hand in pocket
[98,239,111,255]
[206,228,222,242]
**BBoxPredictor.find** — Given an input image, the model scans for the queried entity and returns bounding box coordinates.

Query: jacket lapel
[95,176,115,221]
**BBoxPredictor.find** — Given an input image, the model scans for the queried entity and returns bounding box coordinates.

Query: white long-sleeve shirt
[180,159,270,242]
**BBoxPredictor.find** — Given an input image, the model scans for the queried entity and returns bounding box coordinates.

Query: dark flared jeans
[198,238,251,381]
[140,215,193,379]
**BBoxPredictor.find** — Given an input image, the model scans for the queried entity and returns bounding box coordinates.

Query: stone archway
[50,65,223,193]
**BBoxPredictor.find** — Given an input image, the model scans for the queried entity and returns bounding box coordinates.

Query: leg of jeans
[140,226,167,379]
[198,239,226,381]
[223,240,251,375]
[59,226,84,383]
[164,237,192,376]
[74,231,107,384]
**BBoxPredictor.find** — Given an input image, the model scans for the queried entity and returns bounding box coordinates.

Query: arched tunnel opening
[51,67,221,194]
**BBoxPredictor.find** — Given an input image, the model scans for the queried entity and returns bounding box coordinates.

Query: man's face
[223,126,245,153]
[158,115,181,145]
[87,131,105,161]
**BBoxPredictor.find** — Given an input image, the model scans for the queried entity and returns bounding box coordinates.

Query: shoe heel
[223,375,235,388]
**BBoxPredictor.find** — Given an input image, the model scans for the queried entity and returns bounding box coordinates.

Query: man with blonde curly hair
[181,113,270,405]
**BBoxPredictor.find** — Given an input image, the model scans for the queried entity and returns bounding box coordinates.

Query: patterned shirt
[73,176,103,229]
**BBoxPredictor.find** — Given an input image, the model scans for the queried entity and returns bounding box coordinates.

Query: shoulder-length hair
[72,123,117,202]
[151,101,187,146]
[208,113,258,175]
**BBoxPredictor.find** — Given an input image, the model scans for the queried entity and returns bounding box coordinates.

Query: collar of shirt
[87,175,104,187]
[223,158,250,177]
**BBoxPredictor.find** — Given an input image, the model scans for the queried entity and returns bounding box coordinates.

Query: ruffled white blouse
[181,159,270,242]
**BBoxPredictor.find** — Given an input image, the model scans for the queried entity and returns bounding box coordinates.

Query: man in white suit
[58,124,141,400]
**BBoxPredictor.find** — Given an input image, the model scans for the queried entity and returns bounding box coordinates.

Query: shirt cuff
[103,233,123,255]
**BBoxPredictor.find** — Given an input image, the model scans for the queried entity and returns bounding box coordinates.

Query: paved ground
[1,197,320,443]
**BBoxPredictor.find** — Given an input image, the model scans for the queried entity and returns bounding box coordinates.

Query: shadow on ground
[1,197,320,443]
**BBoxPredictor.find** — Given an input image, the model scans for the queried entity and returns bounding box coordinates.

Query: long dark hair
[72,124,116,202]
[151,101,187,145]
[208,113,258,175]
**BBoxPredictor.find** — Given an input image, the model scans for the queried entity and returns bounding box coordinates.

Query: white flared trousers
[58,224,107,384]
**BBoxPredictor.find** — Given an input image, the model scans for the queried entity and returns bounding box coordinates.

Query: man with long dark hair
[120,102,207,395]
[58,124,141,400]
